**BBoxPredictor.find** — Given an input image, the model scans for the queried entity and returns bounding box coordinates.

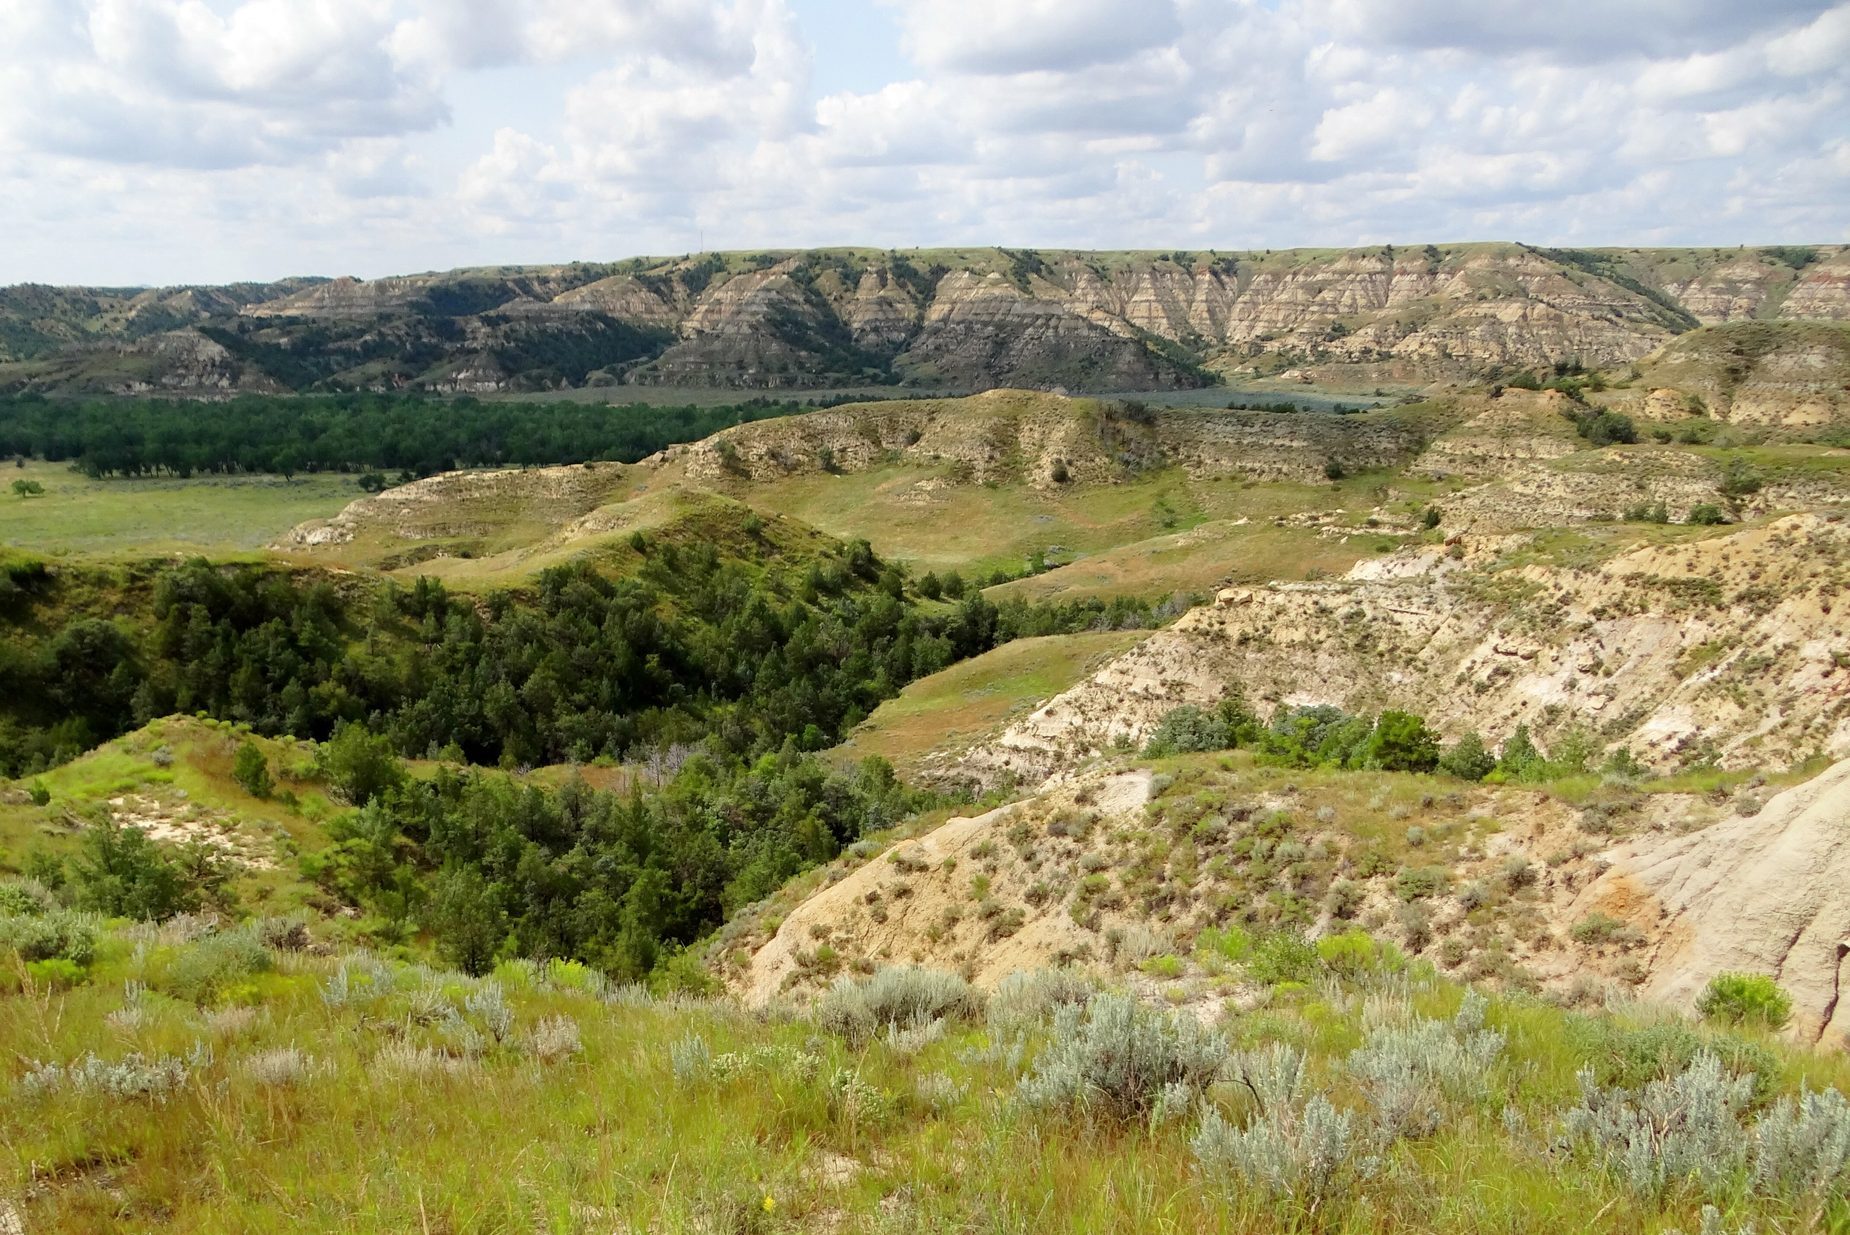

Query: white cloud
[890,0,1182,74]
[1310,89,1433,164]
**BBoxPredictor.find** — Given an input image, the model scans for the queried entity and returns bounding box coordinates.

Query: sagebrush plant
[1016,994,1227,1124]
[813,966,984,1043]
[1345,990,1504,1139]
[1751,1085,1850,1201]
[1228,1041,1310,1118]
[987,967,1096,1035]
[1192,1094,1381,1214]
[1563,1050,1754,1199]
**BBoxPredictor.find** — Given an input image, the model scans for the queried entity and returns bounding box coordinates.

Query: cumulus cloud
[2,0,1847,283]
[889,0,1182,74]
[0,0,448,167]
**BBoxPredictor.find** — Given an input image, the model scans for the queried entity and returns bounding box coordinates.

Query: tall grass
[5,928,1850,1233]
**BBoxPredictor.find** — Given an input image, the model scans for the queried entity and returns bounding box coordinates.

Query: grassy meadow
[0,462,359,559]
[4,914,1845,1233]
[739,464,1440,587]
[834,631,1149,775]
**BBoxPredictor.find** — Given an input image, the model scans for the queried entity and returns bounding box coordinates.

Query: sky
[3,0,1848,286]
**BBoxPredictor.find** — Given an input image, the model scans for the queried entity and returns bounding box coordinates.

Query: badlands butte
[3,241,1850,394]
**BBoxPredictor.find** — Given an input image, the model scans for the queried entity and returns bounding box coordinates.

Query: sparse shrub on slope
[815,966,984,1044]
[1697,972,1792,1031]
[987,967,1096,1035]
[231,739,274,798]
[156,927,271,1004]
[1017,994,1226,1125]
[1563,1050,1753,1199]
[70,818,212,921]
[1143,705,1231,757]
[1570,409,1638,447]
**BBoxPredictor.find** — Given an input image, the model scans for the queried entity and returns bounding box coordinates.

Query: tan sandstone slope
[955,514,1850,788]
[732,751,1850,1042]
[1574,759,1850,1046]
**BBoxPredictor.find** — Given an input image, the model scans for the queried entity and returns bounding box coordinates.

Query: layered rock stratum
[5,244,1849,395]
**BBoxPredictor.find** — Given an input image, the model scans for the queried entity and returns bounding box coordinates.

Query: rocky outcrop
[1780,251,1850,320]
[1574,758,1850,1045]
[1622,321,1850,428]
[896,270,1193,389]
[958,513,1850,788]
[664,389,1432,487]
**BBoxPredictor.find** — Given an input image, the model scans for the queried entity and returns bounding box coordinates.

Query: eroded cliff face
[6,244,1849,394]
[1616,321,1850,428]
[955,513,1850,789]
[661,388,1433,487]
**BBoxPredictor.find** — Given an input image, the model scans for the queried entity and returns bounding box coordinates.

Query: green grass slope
[4,914,1846,1233]
[832,630,1149,776]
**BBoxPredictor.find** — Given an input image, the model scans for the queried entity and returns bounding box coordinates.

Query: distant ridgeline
[1,244,1846,396]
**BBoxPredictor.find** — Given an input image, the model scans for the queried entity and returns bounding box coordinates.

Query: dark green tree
[232,740,274,798]
[71,818,200,920]
[1363,711,1440,773]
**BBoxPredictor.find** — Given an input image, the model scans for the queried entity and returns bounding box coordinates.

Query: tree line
[0,393,808,480]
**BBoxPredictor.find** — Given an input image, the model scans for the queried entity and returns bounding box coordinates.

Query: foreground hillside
[3,727,1846,1235]
[724,751,1850,1044]
[4,244,1848,396]
[6,875,1847,1232]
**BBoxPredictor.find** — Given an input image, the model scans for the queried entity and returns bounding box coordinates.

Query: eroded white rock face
[958,514,1850,789]
[1575,758,1850,1046]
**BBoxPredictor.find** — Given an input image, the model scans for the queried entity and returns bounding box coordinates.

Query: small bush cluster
[1752,1085,1850,1199]
[158,927,272,1003]
[1194,1042,1380,1212]
[1697,972,1792,1030]
[1564,1051,1753,1198]
[987,967,1095,1035]
[1345,991,1504,1139]
[814,967,984,1044]
[0,877,57,916]
[20,1042,210,1102]
[1192,1095,1380,1212]
[240,1046,321,1086]
[1017,995,1227,1124]
[0,907,99,969]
